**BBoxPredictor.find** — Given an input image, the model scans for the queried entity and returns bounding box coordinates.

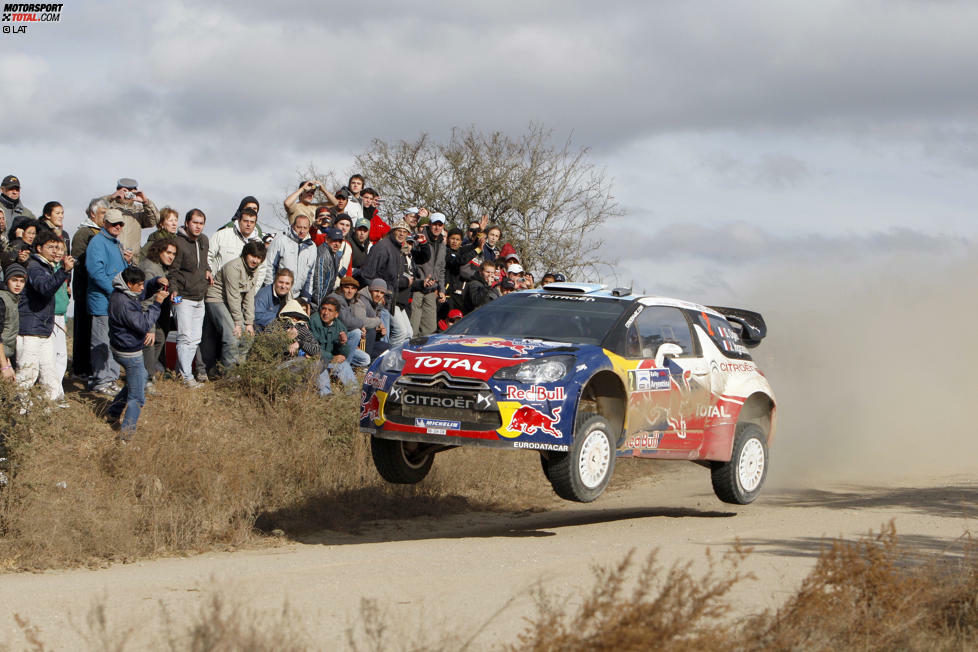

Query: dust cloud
[741,245,978,487]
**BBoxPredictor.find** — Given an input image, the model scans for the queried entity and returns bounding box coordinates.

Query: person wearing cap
[169,209,212,387]
[411,212,448,336]
[437,308,464,332]
[499,278,517,295]
[209,206,266,293]
[86,208,131,394]
[328,189,355,223]
[326,277,374,367]
[361,218,431,347]
[329,214,354,278]
[310,226,344,308]
[359,277,391,347]
[348,217,372,277]
[463,260,501,314]
[263,215,317,300]
[18,231,75,405]
[70,197,108,378]
[507,262,525,287]
[308,296,357,397]
[283,180,337,227]
[541,272,557,286]
[103,178,159,263]
[201,240,265,376]
[0,263,27,381]
[0,175,37,226]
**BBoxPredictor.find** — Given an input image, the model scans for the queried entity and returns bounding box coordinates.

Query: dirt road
[1,462,975,649]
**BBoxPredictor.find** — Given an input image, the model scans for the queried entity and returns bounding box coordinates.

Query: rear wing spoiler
[707,306,767,348]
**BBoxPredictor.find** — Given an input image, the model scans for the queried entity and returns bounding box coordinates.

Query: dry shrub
[0,357,555,570]
[512,547,751,651]
[738,522,978,650]
[508,525,978,652]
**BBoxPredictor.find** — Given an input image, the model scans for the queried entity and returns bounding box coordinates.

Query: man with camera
[283,180,338,227]
[103,178,159,263]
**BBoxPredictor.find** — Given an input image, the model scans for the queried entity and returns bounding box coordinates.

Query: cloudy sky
[2,0,976,299]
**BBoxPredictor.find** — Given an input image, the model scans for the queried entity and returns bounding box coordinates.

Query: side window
[630,307,695,359]
[690,311,753,360]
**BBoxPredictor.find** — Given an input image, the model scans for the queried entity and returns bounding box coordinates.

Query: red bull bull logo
[507,405,563,438]
[448,336,533,356]
[361,394,380,422]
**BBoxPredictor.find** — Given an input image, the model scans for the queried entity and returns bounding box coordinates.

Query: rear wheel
[371,436,435,484]
[711,423,768,504]
[544,413,616,502]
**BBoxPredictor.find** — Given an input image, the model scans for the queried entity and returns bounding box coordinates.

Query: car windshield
[445,292,628,345]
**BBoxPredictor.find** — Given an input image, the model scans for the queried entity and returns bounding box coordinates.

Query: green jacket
[308,312,349,358]
[0,288,20,359]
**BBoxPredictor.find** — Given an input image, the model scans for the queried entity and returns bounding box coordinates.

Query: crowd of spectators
[0,173,567,439]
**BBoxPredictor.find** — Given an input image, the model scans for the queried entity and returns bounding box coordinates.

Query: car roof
[533,283,722,316]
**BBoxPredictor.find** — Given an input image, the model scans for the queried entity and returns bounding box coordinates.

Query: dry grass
[5,526,975,651]
[0,358,555,570]
[513,523,978,652]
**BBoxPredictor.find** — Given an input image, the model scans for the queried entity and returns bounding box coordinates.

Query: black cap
[335,188,351,199]
[500,278,517,290]
[1,175,20,189]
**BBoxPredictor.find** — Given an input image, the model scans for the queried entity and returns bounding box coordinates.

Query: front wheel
[711,423,768,504]
[371,436,435,484]
[544,414,616,502]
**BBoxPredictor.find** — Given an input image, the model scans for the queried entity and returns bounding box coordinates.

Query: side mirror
[655,343,683,367]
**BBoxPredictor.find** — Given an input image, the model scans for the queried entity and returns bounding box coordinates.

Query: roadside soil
[1,459,974,649]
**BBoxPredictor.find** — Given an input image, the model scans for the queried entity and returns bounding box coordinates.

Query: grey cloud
[608,221,971,265]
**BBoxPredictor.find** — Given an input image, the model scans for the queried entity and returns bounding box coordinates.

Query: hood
[288,228,313,247]
[111,273,139,298]
[392,334,586,379]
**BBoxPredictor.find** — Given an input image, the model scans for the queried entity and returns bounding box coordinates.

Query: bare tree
[354,124,622,281]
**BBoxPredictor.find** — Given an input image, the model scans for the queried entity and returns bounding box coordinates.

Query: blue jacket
[310,244,338,308]
[108,278,163,353]
[18,254,68,337]
[85,229,128,316]
[254,284,290,331]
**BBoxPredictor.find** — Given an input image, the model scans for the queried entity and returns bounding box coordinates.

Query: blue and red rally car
[360,283,777,503]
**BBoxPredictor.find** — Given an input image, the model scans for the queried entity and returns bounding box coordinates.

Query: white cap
[403,207,420,216]
[429,212,446,224]
[507,263,524,274]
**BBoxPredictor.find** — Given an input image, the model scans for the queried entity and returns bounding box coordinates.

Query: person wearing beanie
[359,277,391,347]
[0,263,27,382]
[218,196,262,232]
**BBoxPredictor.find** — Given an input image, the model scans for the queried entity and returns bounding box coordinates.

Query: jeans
[389,306,413,348]
[142,326,166,378]
[90,315,120,389]
[317,358,357,396]
[109,351,147,434]
[15,334,62,401]
[377,307,391,343]
[344,329,372,368]
[174,299,205,381]
[203,302,248,374]
[53,315,67,384]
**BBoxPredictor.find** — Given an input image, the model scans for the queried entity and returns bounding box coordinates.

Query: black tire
[370,436,435,484]
[544,413,616,503]
[711,423,768,505]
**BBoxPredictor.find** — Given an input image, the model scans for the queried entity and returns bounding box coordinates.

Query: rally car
[359,283,776,504]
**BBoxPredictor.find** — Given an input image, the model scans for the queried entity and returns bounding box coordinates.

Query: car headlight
[493,355,574,384]
[378,347,406,373]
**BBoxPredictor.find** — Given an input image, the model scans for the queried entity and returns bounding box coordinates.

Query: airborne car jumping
[359,283,776,504]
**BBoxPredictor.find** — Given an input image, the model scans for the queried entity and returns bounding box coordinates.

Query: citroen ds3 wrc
[359,283,777,504]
